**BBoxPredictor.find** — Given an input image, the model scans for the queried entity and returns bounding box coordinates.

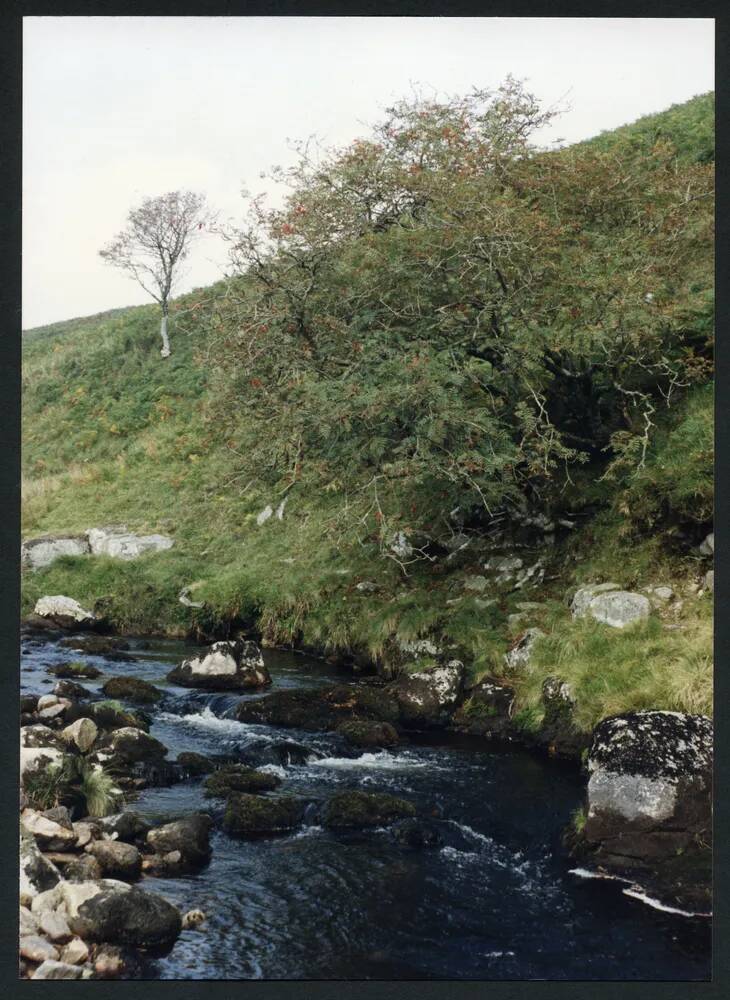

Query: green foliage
[24,756,121,817]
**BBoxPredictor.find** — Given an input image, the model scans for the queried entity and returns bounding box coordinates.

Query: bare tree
[99,190,213,357]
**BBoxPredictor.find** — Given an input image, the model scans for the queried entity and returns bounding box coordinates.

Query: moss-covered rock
[222,794,305,836]
[101,676,162,704]
[48,662,102,680]
[336,720,400,748]
[204,764,281,798]
[234,683,400,731]
[322,790,416,829]
[176,752,215,775]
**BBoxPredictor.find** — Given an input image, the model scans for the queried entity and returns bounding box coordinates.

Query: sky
[22,16,714,330]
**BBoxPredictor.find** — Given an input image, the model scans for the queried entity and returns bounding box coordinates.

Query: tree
[99,190,213,358]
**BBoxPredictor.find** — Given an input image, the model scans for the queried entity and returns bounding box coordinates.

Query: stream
[20,633,711,981]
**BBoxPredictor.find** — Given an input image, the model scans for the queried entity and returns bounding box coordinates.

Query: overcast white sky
[23,16,714,330]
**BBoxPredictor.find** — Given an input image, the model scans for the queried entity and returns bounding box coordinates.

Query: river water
[21,633,711,981]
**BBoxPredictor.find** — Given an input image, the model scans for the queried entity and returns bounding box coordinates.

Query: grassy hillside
[22,92,714,732]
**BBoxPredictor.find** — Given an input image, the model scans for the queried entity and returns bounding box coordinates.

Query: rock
[181,909,206,930]
[256,505,273,526]
[223,794,306,837]
[390,661,466,727]
[396,637,442,659]
[39,910,73,943]
[235,683,400,731]
[176,751,215,775]
[66,881,182,950]
[704,570,714,593]
[31,959,84,980]
[101,676,161,704]
[484,555,523,585]
[53,679,91,700]
[108,727,167,763]
[336,720,400,748]
[38,694,61,710]
[58,635,132,658]
[86,702,147,732]
[580,711,712,910]
[20,829,62,904]
[322,790,416,829]
[20,935,59,963]
[20,745,65,782]
[95,811,151,842]
[21,809,77,851]
[463,575,489,593]
[507,613,527,630]
[48,661,102,679]
[453,678,515,737]
[60,718,98,754]
[21,694,39,714]
[355,580,379,593]
[647,585,674,603]
[86,526,174,560]
[20,905,40,936]
[88,840,143,880]
[240,739,319,768]
[579,591,651,629]
[34,595,98,630]
[38,701,70,721]
[167,639,271,691]
[146,814,213,866]
[65,855,103,882]
[391,817,443,849]
[22,533,90,571]
[503,628,545,673]
[389,531,413,559]
[73,821,100,848]
[60,938,89,965]
[21,724,64,749]
[537,677,587,757]
[698,532,714,556]
[204,765,281,797]
[570,582,621,617]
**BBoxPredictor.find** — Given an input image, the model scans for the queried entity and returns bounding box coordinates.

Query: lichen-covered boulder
[33,596,98,630]
[204,765,280,798]
[503,628,545,673]
[20,828,62,905]
[535,676,588,757]
[21,808,77,852]
[65,880,182,950]
[101,676,161,704]
[145,813,213,866]
[22,534,90,572]
[569,582,621,617]
[571,584,650,628]
[452,677,515,738]
[389,661,466,727]
[88,840,143,880]
[167,639,271,691]
[322,790,416,829]
[336,720,400,748]
[108,727,167,764]
[86,526,174,560]
[234,683,399,731]
[223,794,306,837]
[580,711,712,910]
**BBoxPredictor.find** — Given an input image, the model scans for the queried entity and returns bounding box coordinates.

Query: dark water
[21,633,711,981]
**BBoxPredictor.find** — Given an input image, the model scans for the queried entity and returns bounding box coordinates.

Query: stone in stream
[48,661,102,680]
[336,720,400,748]
[53,679,91,700]
[145,814,213,867]
[578,711,713,911]
[223,794,306,837]
[241,739,321,768]
[167,639,271,691]
[58,634,133,660]
[63,880,182,950]
[33,595,98,630]
[322,790,416,830]
[204,764,281,798]
[390,817,444,849]
[20,828,62,906]
[60,717,98,753]
[452,677,515,738]
[234,683,400,731]
[88,840,143,880]
[107,727,167,764]
[101,675,162,704]
[176,751,215,775]
[95,811,152,843]
[389,661,466,727]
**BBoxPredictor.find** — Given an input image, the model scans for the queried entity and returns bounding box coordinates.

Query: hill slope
[22,92,714,734]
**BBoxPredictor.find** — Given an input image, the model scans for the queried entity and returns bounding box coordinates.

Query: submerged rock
[390,817,443,849]
[579,711,712,910]
[223,794,306,837]
[176,751,215,775]
[390,661,466,727]
[323,790,416,829]
[167,639,271,691]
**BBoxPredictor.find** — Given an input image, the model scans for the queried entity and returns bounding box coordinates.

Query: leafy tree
[100,190,214,358]
[208,79,712,561]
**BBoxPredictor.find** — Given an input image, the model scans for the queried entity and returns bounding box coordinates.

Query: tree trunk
[160,309,171,358]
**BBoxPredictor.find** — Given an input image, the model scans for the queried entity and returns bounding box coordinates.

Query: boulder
[503,628,545,673]
[88,840,143,880]
[22,533,90,572]
[95,811,151,842]
[580,591,651,629]
[53,679,91,700]
[698,532,714,556]
[20,745,65,782]
[108,727,167,764]
[21,724,64,750]
[336,720,400,748]
[48,661,102,680]
[20,829,62,904]
[20,935,59,964]
[570,582,621,617]
[31,960,85,980]
[20,905,40,936]
[167,639,271,691]
[176,751,215,775]
[60,718,98,754]
[33,596,98,630]
[101,676,161,704]
[580,711,712,910]
[60,938,89,965]
[66,881,182,950]
[322,790,416,829]
[21,808,76,851]
[85,702,148,732]
[389,661,466,727]
[65,854,103,882]
[391,817,443,849]
[453,677,515,737]
[145,813,213,866]
[204,765,281,797]
[222,794,306,837]
[86,526,174,560]
[58,635,132,658]
[39,910,73,943]
[235,683,400,731]
[240,739,319,768]
[72,821,101,848]
[536,677,588,757]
